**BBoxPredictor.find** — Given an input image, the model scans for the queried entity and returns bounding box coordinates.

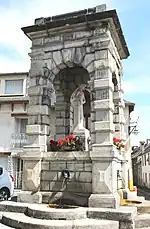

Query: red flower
[50,140,56,144]
[113,137,122,143]
[66,135,75,140]
[120,143,125,148]
[57,139,63,145]
[113,137,117,143]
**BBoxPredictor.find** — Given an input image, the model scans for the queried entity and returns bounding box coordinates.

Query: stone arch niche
[53,66,90,141]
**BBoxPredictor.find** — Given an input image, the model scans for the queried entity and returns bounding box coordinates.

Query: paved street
[137,187,150,200]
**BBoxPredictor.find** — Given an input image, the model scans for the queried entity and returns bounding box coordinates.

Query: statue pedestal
[73,124,90,151]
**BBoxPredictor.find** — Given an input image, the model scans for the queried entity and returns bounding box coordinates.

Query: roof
[131,147,142,159]
[124,100,135,113]
[21,8,129,59]
[0,72,28,76]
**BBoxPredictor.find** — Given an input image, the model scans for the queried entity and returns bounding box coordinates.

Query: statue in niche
[70,85,90,151]
[71,85,86,129]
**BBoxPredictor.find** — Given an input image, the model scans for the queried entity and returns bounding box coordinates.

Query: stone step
[0,223,15,228]
[135,214,150,228]
[0,200,28,213]
[137,201,150,214]
[1,212,119,229]
[26,204,87,220]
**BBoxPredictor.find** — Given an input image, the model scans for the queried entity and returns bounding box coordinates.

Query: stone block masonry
[41,153,92,194]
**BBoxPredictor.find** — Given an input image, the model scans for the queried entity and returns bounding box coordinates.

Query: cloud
[0,0,112,72]
[123,76,150,94]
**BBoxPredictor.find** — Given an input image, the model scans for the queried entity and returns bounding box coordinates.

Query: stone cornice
[22,9,129,59]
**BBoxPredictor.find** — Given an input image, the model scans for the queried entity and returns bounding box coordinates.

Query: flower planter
[62,146,75,151]
[49,135,84,152]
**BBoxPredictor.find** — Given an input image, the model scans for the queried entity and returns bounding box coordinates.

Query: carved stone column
[89,48,121,208]
[113,72,126,142]
[21,54,53,196]
[24,55,53,152]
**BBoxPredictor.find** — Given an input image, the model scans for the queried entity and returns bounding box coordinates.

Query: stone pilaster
[25,53,53,152]
[89,48,121,208]
[113,87,126,141]
[91,63,115,150]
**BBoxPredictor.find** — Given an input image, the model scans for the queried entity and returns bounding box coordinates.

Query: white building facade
[132,141,150,189]
[0,72,28,188]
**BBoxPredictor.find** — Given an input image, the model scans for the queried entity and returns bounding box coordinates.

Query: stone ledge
[43,151,91,161]
[2,212,119,229]
[89,194,119,209]
[88,206,137,222]
[17,191,42,204]
[0,201,28,213]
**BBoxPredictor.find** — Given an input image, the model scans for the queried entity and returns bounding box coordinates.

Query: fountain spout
[62,169,70,180]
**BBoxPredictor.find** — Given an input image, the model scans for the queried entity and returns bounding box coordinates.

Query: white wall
[124,106,129,139]
[141,152,150,188]
[0,100,27,151]
[0,157,8,169]
[0,112,14,151]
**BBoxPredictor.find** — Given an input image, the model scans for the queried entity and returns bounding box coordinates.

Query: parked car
[0,167,14,200]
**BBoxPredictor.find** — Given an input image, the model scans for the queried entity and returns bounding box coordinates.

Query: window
[145,173,147,184]
[5,79,23,94]
[16,119,28,134]
[20,119,28,133]
[144,154,147,166]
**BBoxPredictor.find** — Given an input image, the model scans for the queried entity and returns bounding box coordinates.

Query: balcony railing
[14,171,23,189]
[10,133,28,149]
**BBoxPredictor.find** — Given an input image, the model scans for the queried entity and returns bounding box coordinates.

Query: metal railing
[14,171,23,189]
[10,133,27,149]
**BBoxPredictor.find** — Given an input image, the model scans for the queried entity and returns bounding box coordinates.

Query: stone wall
[40,151,92,194]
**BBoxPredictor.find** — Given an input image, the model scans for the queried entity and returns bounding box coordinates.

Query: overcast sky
[0,0,150,145]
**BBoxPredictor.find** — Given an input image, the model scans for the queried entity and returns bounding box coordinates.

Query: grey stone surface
[89,194,119,209]
[41,171,57,181]
[41,181,50,191]
[0,223,15,229]
[0,201,28,213]
[1,212,119,229]
[26,205,87,220]
[88,207,137,222]
[135,214,150,228]
[75,172,92,183]
[41,162,50,170]
[17,191,42,204]
[84,163,92,172]
[88,207,137,229]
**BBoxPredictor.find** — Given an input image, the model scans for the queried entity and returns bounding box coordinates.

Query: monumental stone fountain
[0,4,148,229]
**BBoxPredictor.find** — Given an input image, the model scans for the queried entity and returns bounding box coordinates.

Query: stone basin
[48,203,79,209]
[26,204,87,220]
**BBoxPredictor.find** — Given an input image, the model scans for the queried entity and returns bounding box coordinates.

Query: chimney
[146,139,150,145]
[96,4,107,12]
